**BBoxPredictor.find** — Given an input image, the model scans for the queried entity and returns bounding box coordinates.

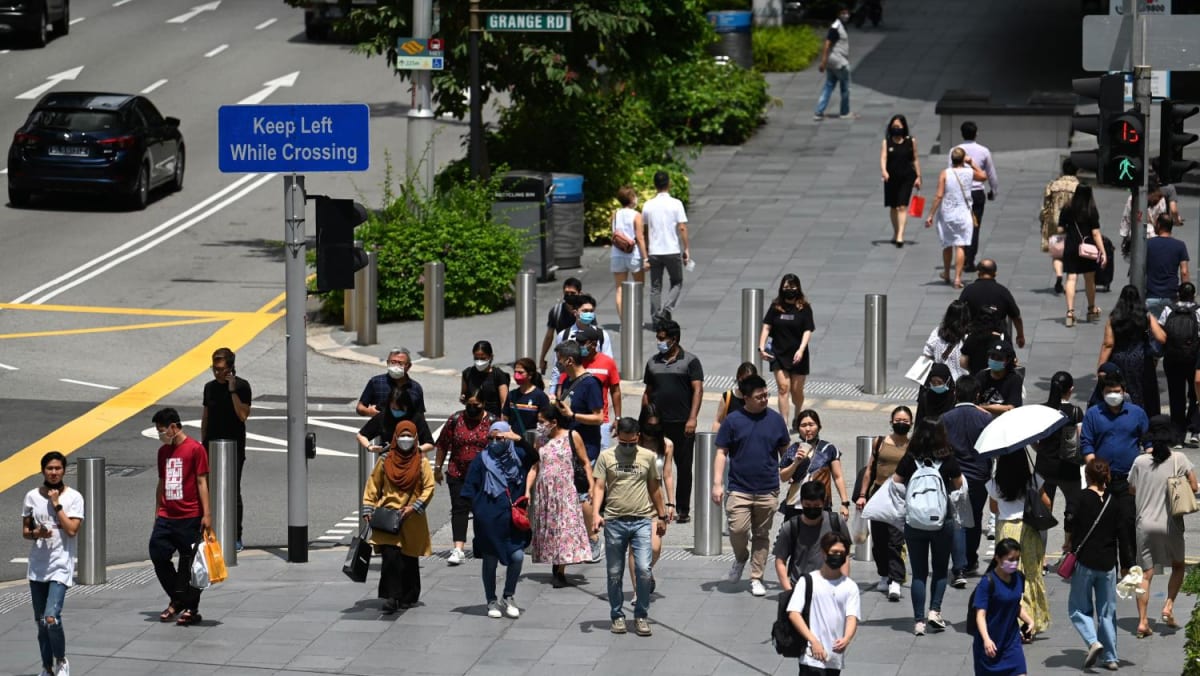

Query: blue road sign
[218,103,370,173]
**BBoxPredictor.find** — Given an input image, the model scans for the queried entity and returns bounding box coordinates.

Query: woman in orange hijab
[362,420,436,613]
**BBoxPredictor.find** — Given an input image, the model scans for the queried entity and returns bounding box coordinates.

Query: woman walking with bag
[855,406,911,602]
[921,299,970,382]
[611,186,648,318]
[527,406,592,588]
[1064,458,1120,670]
[987,451,1053,635]
[971,538,1035,676]
[880,114,922,247]
[361,421,435,613]
[1036,371,1085,572]
[1060,185,1106,327]
[434,393,495,565]
[926,147,987,288]
[1098,285,1161,415]
[759,274,815,423]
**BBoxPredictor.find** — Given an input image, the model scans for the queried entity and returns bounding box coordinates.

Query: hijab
[384,420,422,493]
[1088,362,1122,408]
[481,421,522,498]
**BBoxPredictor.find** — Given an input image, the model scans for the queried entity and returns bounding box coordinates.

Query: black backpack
[1164,303,1200,362]
[772,572,814,657]
[966,571,1023,636]
[1036,405,1083,463]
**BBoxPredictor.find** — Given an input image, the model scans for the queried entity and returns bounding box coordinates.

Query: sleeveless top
[886,136,915,179]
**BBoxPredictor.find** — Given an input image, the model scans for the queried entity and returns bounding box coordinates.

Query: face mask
[387,365,407,379]
[580,346,591,358]
[487,439,510,455]
[839,12,850,22]
[801,506,823,520]
[579,311,595,324]
[514,372,528,384]
[892,422,911,436]
[891,126,904,135]
[825,553,847,569]
[396,437,415,451]
[987,359,1006,372]
[1104,392,1124,407]
[656,341,670,354]
[390,409,406,418]
[536,422,550,438]
[999,560,1020,574]
[618,442,637,451]
[782,289,799,300]
[44,480,64,491]
[474,359,490,371]
[158,429,174,444]
[465,404,483,418]
[930,384,949,395]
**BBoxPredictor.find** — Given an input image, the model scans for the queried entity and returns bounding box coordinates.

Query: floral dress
[531,434,592,565]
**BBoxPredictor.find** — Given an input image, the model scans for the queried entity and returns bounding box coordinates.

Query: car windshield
[29,110,121,132]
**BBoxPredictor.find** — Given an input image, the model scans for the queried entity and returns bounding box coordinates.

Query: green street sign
[484,10,572,33]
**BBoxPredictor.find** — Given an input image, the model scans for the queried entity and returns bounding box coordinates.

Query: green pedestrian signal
[1118,158,1136,181]
[1106,111,1145,188]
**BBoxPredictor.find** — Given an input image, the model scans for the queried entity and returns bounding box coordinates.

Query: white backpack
[905,460,948,531]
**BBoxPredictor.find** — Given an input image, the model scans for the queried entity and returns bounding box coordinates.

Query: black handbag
[568,432,591,494]
[1022,451,1058,530]
[369,506,403,534]
[342,523,372,583]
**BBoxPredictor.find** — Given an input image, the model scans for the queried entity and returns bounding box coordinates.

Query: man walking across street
[951,121,999,272]
[1157,282,1200,446]
[786,531,861,676]
[643,320,704,522]
[149,408,210,627]
[357,347,426,417]
[813,4,856,121]
[592,417,669,637]
[959,259,1026,349]
[641,172,689,327]
[1145,215,1190,321]
[546,295,614,396]
[712,374,791,597]
[940,377,994,585]
[201,347,251,551]
[571,324,622,450]
[555,339,606,561]
[774,481,851,592]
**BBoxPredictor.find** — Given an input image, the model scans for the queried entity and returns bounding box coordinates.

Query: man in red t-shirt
[149,407,211,626]
[561,325,623,450]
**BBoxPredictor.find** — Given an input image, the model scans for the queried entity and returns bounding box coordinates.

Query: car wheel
[52,0,69,36]
[170,147,185,192]
[29,4,48,47]
[8,187,32,208]
[127,164,149,211]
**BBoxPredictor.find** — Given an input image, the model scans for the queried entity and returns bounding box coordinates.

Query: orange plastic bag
[907,194,926,218]
[202,527,228,583]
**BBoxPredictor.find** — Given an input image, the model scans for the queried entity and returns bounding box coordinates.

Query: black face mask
[782,289,799,300]
[43,480,64,491]
[892,422,911,436]
[465,404,483,418]
[825,553,847,569]
[801,506,823,520]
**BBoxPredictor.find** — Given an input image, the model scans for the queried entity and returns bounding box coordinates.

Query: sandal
[1066,310,1075,328]
[1162,612,1179,628]
[176,609,202,626]
[1088,306,1102,321]
[1135,625,1152,638]
[159,605,178,622]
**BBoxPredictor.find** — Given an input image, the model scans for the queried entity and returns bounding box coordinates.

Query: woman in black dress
[1060,185,1106,328]
[880,114,922,247]
[460,340,510,418]
[759,274,816,423]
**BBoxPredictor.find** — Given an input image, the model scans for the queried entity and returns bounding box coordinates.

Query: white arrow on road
[166,0,220,24]
[16,66,84,100]
[238,71,299,105]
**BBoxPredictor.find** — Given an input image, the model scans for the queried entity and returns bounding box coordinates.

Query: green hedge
[584,164,692,242]
[638,59,770,146]
[753,25,823,72]
[1185,566,1200,675]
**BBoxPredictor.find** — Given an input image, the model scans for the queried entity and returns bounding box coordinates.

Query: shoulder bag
[611,210,636,254]
[507,488,531,531]
[951,168,979,227]
[1168,454,1199,517]
[1057,493,1110,580]
[905,340,956,386]
[1074,222,1102,261]
[369,506,404,534]
[1022,451,1058,531]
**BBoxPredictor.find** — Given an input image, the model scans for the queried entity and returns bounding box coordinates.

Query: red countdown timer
[1108,112,1145,149]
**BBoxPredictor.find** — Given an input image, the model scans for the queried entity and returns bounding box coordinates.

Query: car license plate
[49,146,88,157]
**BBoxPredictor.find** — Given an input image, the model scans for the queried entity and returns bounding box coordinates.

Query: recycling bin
[493,171,555,282]
[706,10,753,69]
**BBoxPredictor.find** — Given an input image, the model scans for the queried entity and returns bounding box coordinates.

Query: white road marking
[325,529,352,535]
[59,378,119,390]
[140,79,168,94]
[166,1,220,24]
[10,557,28,564]
[254,18,277,30]
[69,17,85,25]
[112,0,132,6]
[0,362,17,370]
[0,50,10,55]
[203,43,228,58]
[15,66,84,101]
[317,535,345,541]
[238,71,299,105]
[305,418,363,434]
[0,169,7,175]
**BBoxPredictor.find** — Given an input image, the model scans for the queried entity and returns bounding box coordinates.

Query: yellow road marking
[0,302,248,319]
[0,290,287,493]
[0,317,226,340]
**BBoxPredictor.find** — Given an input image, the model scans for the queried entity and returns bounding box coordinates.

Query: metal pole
[854,436,873,562]
[423,261,445,358]
[358,444,377,510]
[284,174,309,563]
[355,249,378,346]
[76,457,105,585]
[209,439,238,566]
[342,239,360,332]
[468,0,483,178]
[620,280,643,381]
[407,0,435,196]
[863,294,888,395]
[740,288,764,366]
[1131,63,1152,299]
[515,272,536,361]
[693,432,722,556]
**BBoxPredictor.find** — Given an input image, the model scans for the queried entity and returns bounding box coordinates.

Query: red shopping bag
[907,194,925,218]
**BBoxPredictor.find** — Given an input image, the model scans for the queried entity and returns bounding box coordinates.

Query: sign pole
[469,0,483,178]
[1129,0,1149,298]
[407,0,435,197]
[284,173,309,563]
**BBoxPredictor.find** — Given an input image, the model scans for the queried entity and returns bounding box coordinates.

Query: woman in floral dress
[526,404,593,587]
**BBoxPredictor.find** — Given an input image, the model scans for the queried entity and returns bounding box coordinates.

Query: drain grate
[63,464,151,478]
[0,567,157,615]
[704,375,918,402]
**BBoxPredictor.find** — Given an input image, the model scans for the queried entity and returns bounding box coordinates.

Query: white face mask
[158,429,174,444]
[1104,392,1125,407]
[474,359,491,371]
[396,436,415,451]
[387,365,407,379]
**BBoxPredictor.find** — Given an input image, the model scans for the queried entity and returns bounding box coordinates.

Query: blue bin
[549,173,585,269]
[706,10,753,69]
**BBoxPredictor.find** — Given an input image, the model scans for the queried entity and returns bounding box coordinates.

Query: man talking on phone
[201,347,251,551]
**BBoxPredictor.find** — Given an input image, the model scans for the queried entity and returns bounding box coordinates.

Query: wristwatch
[657,513,669,520]
[53,504,63,512]
[841,501,851,507]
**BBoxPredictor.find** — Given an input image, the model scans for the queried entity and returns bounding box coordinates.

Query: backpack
[772,572,814,657]
[1164,303,1200,363]
[1035,405,1083,464]
[780,511,848,583]
[966,571,1024,636]
[905,460,948,531]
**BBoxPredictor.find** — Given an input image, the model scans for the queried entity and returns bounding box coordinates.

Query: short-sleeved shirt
[559,353,620,423]
[546,299,576,332]
[959,279,1021,322]
[1145,236,1189,298]
[358,411,435,446]
[786,572,861,671]
[823,18,850,69]
[462,367,511,418]
[594,444,660,518]
[762,303,815,365]
[22,487,84,586]
[986,474,1044,521]
[1129,451,1194,535]
[358,374,426,414]
[716,407,790,495]
[202,377,252,444]
[644,349,704,423]
[641,192,688,256]
[773,512,849,583]
[940,403,994,482]
[976,368,1023,409]
[436,411,495,479]
[505,387,549,436]
[157,438,210,520]
[895,454,962,486]
[559,373,605,459]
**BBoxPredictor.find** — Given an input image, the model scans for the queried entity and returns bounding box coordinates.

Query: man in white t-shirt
[641,171,689,326]
[787,531,860,676]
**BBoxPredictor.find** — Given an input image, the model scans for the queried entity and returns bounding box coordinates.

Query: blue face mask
[657,341,670,354]
[390,409,406,417]
[929,384,949,395]
[580,346,590,357]
[579,311,595,324]
[988,359,1006,372]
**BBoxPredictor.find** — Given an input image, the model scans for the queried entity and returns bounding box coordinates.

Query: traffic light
[1106,111,1145,188]
[1069,73,1125,184]
[1158,99,1199,184]
[315,197,368,292]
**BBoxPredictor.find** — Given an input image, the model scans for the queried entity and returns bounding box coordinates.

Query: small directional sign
[483,10,572,33]
[394,37,444,70]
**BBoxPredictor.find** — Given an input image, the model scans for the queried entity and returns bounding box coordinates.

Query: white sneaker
[876,577,889,593]
[55,660,69,676]
[39,668,52,676]
[503,596,520,619]
[888,581,902,601]
[448,548,465,565]
[927,610,947,631]
[727,560,747,583]
[914,620,926,636]
[749,579,766,597]
[486,601,502,618]
[590,538,604,563]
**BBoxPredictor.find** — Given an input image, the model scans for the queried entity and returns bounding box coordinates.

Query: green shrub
[584,163,692,242]
[638,59,770,146]
[753,25,823,72]
[1184,566,1200,675]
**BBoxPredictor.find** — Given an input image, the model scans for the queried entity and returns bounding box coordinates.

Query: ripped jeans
[30,580,67,669]
[604,516,652,620]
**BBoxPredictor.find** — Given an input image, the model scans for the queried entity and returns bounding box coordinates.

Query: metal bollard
[77,457,106,585]
[343,239,361,331]
[423,261,445,358]
[515,272,537,361]
[693,432,722,556]
[355,249,378,346]
[358,443,377,509]
[740,288,764,366]
[210,440,238,566]
[854,436,873,562]
[863,294,887,395]
[620,280,643,381]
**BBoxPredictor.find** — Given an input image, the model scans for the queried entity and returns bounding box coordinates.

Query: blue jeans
[1068,562,1118,664]
[30,580,67,669]
[481,549,524,603]
[905,522,953,621]
[605,517,652,620]
[814,66,851,116]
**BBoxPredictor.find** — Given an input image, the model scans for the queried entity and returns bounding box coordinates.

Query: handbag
[369,506,404,534]
[1168,454,1199,517]
[342,523,372,583]
[951,168,979,227]
[611,212,636,254]
[568,432,590,493]
[1022,451,1058,530]
[905,340,956,385]
[507,488,531,531]
[1075,222,1102,261]
[202,527,227,583]
[1057,493,1110,580]
[1048,234,1065,260]
[907,193,926,219]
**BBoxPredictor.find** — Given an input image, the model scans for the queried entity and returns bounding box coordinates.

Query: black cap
[987,342,1011,360]
[577,325,603,343]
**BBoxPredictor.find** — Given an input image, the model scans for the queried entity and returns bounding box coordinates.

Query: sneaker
[503,596,520,619]
[914,620,926,636]
[1173,442,1185,450]
[727,560,747,583]
[487,601,502,618]
[1187,433,1200,448]
[590,538,604,563]
[1084,641,1104,669]
[448,547,465,565]
[888,581,902,601]
[634,618,652,636]
[838,112,861,120]
[951,572,967,589]
[675,513,691,524]
[875,577,889,593]
[54,660,68,676]
[963,563,980,577]
[1104,661,1118,671]
[927,610,947,631]
[750,579,767,597]
[812,114,824,121]
[235,539,244,552]
[611,617,627,634]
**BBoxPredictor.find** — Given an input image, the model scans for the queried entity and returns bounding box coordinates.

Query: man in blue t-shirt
[712,375,791,597]
[1145,215,1190,320]
[554,340,604,460]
